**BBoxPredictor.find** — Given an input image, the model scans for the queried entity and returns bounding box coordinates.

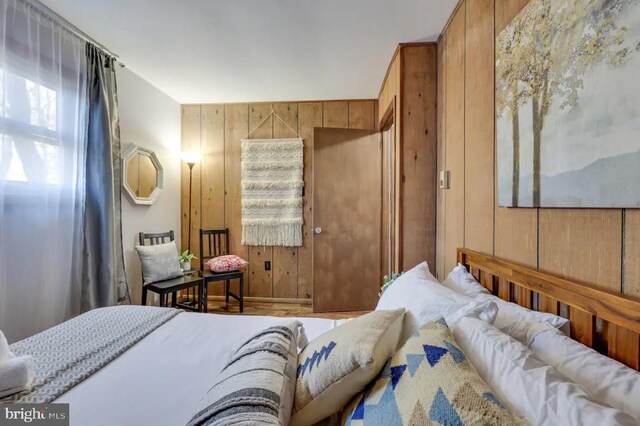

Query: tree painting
[496,0,640,208]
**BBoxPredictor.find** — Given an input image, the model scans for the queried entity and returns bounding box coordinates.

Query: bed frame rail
[457,248,640,370]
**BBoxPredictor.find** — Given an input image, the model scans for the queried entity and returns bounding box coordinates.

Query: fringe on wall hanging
[241,138,304,247]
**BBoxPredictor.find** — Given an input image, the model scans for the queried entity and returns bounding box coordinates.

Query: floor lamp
[182,151,201,304]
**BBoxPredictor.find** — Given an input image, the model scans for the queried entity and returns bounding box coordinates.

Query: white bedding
[55,312,340,426]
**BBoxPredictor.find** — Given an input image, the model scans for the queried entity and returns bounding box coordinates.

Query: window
[0,66,61,186]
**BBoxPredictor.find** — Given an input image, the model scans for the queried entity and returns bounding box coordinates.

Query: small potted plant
[178,250,197,272]
[379,272,403,297]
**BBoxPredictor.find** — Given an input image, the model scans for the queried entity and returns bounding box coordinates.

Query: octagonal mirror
[122,144,163,206]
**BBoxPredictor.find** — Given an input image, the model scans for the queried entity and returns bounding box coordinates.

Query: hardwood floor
[205,299,368,319]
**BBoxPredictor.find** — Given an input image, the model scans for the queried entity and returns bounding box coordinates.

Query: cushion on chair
[135,242,183,285]
[206,255,248,273]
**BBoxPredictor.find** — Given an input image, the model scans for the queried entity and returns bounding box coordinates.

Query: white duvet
[55,312,340,426]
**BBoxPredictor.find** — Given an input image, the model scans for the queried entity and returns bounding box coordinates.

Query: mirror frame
[121,144,164,206]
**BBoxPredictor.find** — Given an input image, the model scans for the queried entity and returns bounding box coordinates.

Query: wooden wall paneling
[464,0,495,255]
[443,4,466,274]
[381,124,391,279]
[297,103,323,299]
[538,209,622,292]
[400,45,437,272]
[625,211,640,298]
[201,105,225,296]
[181,105,202,255]
[495,0,530,34]
[494,208,538,266]
[378,51,403,273]
[201,105,225,231]
[393,59,403,273]
[247,104,274,297]
[322,101,349,128]
[272,103,299,298]
[436,37,446,280]
[348,100,376,130]
[378,56,400,125]
[224,104,250,296]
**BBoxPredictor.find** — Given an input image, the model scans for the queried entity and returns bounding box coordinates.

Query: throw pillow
[206,255,248,273]
[342,318,523,425]
[290,308,405,426]
[187,320,304,426]
[134,242,183,285]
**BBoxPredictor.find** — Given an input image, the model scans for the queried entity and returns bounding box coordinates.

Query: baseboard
[206,295,312,305]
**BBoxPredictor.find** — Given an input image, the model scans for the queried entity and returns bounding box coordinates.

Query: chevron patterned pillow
[290,309,405,426]
[342,317,524,426]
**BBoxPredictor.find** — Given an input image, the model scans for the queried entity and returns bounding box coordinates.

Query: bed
[3,248,640,425]
[2,310,344,426]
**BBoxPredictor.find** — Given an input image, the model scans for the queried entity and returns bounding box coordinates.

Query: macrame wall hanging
[241,109,304,247]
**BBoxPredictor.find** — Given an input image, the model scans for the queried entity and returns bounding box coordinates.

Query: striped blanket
[188,321,303,426]
[1,306,180,404]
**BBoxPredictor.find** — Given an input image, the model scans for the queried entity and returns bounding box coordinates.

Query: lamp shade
[182,151,202,165]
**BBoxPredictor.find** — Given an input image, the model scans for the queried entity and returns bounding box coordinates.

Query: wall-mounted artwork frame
[496,0,640,208]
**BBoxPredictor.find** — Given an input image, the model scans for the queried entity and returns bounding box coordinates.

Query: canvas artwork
[496,0,640,208]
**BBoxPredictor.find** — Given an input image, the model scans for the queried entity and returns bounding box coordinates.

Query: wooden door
[313,127,382,312]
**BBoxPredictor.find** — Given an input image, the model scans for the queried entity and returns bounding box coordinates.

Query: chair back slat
[139,230,174,246]
[200,228,231,270]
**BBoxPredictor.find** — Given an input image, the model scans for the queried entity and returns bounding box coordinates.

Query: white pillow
[442,263,490,297]
[488,298,570,344]
[442,263,569,343]
[529,323,640,422]
[376,262,498,344]
[453,317,636,426]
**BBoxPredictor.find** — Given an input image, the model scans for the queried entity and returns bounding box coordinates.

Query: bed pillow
[205,255,248,273]
[442,263,490,297]
[134,242,183,285]
[290,308,405,426]
[187,320,303,426]
[376,262,498,344]
[342,318,522,425]
[452,317,637,426]
[442,264,569,343]
[529,323,640,422]
[489,298,570,344]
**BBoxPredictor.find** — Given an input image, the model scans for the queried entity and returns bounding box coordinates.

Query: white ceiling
[40,0,457,104]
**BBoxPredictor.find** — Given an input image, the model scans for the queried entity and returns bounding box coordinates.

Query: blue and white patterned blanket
[1,306,181,403]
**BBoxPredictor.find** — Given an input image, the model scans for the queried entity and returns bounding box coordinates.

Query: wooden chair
[200,228,244,313]
[139,231,205,312]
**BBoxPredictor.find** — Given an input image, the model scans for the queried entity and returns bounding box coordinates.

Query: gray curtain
[81,44,128,310]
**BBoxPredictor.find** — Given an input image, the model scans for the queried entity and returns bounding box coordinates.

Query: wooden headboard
[457,248,640,371]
